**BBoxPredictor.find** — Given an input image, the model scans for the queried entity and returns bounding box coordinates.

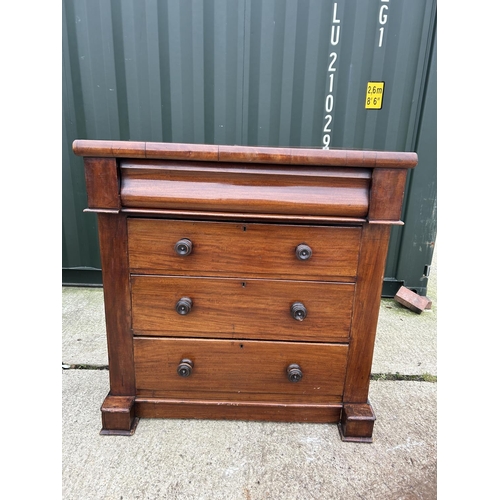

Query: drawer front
[131,276,354,342]
[134,337,348,403]
[128,219,361,281]
[120,160,371,218]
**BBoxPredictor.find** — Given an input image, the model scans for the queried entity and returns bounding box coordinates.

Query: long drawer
[134,337,349,403]
[128,219,361,281]
[130,275,355,342]
[120,160,371,218]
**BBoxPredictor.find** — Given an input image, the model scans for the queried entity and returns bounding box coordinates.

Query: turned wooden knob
[176,297,192,315]
[290,302,307,321]
[177,359,193,377]
[174,238,192,256]
[287,364,303,382]
[295,244,312,261]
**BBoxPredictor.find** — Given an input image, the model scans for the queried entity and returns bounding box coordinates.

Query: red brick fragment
[394,286,431,314]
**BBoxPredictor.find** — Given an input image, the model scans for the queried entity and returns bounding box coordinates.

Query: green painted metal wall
[63,0,437,295]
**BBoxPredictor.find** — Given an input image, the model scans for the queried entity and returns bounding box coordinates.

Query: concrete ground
[62,250,437,499]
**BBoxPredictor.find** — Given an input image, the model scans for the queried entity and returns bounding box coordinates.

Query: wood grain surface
[120,161,371,217]
[130,276,354,342]
[343,223,392,403]
[127,219,361,281]
[84,158,120,211]
[133,337,348,403]
[368,168,408,221]
[73,139,418,169]
[97,213,136,396]
[134,399,343,423]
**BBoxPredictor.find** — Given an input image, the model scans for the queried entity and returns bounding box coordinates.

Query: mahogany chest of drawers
[74,140,417,442]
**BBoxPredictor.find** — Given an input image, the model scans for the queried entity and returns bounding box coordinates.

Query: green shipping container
[63,0,437,296]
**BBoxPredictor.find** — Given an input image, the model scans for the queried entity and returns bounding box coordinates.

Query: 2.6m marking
[365,82,385,110]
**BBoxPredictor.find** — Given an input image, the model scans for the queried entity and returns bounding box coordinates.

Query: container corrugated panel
[63,0,437,292]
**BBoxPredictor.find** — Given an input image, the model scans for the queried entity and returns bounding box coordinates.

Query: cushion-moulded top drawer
[120,160,371,218]
[127,219,361,281]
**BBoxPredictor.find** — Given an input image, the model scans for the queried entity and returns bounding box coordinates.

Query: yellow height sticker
[365,81,385,109]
